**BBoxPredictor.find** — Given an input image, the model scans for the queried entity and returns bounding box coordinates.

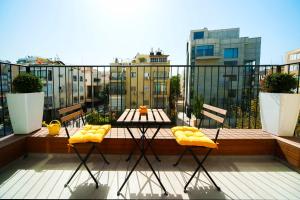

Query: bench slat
[61,110,83,123]
[58,104,81,115]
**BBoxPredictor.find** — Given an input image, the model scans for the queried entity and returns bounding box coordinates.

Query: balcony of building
[0,62,300,199]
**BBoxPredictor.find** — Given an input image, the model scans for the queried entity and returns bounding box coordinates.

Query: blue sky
[0,0,299,65]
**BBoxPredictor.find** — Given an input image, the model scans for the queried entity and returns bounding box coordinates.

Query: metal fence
[0,62,299,137]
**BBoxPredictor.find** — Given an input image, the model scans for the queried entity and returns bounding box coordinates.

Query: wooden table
[116,109,171,196]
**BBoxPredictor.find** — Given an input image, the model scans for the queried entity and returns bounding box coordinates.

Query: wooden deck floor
[1,154,300,199]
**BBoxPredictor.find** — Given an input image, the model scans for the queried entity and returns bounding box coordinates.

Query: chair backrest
[199,104,227,142]
[58,104,85,138]
[201,104,227,125]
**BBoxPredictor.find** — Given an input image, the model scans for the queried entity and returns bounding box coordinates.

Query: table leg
[142,149,168,195]
[125,126,148,161]
[118,126,167,196]
[126,126,161,162]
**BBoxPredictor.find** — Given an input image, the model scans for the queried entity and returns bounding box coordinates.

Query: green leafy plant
[12,73,43,93]
[192,95,204,119]
[86,110,114,125]
[260,73,297,93]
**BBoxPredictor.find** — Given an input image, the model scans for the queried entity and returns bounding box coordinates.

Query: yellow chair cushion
[171,126,200,135]
[171,126,217,149]
[69,124,111,144]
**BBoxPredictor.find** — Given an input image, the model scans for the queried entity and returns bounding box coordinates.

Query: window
[80,76,83,82]
[144,86,149,91]
[80,86,84,92]
[195,45,214,57]
[43,83,52,94]
[60,98,64,106]
[289,64,298,71]
[80,96,84,101]
[73,75,77,82]
[94,78,100,82]
[73,85,77,93]
[191,47,195,59]
[144,72,150,79]
[154,83,166,94]
[224,48,238,58]
[131,72,136,78]
[290,53,300,61]
[224,61,238,66]
[111,72,118,80]
[193,31,204,40]
[74,97,78,103]
[223,74,237,81]
[228,89,236,98]
[130,86,136,91]
[44,96,53,107]
[48,70,52,81]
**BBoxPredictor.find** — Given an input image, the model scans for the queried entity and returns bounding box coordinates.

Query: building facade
[17,56,85,110]
[110,49,170,112]
[284,48,300,73]
[186,28,261,126]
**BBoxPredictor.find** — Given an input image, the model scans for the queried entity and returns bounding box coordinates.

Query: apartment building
[16,56,85,110]
[110,60,126,112]
[85,67,110,109]
[110,49,170,112]
[185,28,261,126]
[284,48,300,73]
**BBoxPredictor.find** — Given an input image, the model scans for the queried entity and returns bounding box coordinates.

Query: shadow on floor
[129,192,183,199]
[67,183,109,199]
[186,185,227,200]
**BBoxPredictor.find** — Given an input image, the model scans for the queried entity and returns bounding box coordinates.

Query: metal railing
[0,62,299,137]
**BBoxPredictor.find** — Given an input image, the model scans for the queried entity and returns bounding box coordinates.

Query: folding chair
[58,104,110,188]
[171,104,227,193]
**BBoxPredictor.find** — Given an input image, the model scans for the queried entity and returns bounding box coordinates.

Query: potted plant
[192,95,204,127]
[86,110,113,125]
[7,73,44,134]
[260,72,300,136]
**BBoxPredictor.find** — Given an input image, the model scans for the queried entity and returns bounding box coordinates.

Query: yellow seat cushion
[68,124,111,144]
[171,126,200,135]
[171,126,217,149]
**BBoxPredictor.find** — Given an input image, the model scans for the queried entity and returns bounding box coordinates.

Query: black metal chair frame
[117,124,168,196]
[173,105,226,193]
[60,108,109,189]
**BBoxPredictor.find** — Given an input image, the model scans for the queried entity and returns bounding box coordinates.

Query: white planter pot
[7,92,44,134]
[259,92,300,136]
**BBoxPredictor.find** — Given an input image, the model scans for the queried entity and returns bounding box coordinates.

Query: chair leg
[185,148,221,192]
[184,165,201,193]
[65,144,98,188]
[200,164,221,191]
[96,146,110,165]
[173,147,187,167]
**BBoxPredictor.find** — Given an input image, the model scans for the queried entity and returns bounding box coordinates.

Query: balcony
[0,62,300,199]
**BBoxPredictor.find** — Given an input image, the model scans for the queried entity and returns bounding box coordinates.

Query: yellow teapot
[42,120,61,136]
